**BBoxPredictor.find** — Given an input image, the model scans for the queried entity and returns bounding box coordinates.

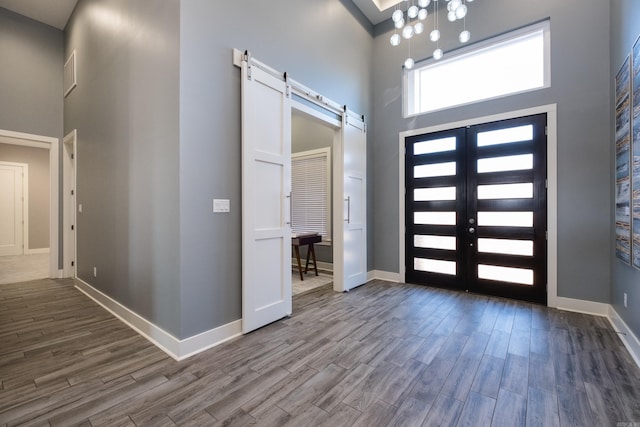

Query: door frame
[398,104,558,307]
[291,101,344,291]
[0,129,59,278]
[235,49,367,301]
[0,161,27,256]
[63,130,77,278]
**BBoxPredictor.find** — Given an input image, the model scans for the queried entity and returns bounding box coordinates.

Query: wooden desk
[292,233,322,281]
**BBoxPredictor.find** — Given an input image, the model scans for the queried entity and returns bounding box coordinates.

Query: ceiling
[0,0,393,31]
[0,0,78,30]
[351,0,403,25]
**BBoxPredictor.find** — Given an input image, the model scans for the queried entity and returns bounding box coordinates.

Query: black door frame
[400,108,556,307]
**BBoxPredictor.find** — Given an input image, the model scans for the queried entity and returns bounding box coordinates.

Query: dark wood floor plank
[387,396,431,426]
[313,363,373,413]
[500,353,529,397]
[276,363,346,416]
[528,353,556,392]
[1,278,640,426]
[421,394,464,427]
[440,356,482,402]
[408,357,455,405]
[350,399,396,427]
[557,385,593,427]
[484,330,510,359]
[525,387,559,427]
[204,366,290,422]
[584,381,631,427]
[491,388,526,427]
[241,365,318,418]
[315,403,362,427]
[470,355,505,399]
[455,391,495,427]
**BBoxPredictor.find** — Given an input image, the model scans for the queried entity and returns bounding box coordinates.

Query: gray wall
[0,8,63,138]
[610,0,640,339]
[0,142,50,249]
[179,0,373,337]
[0,7,63,265]
[292,113,335,264]
[64,0,181,336]
[371,0,611,303]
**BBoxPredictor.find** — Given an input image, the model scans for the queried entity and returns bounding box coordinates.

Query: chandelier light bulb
[414,22,424,34]
[392,9,404,23]
[395,18,405,29]
[418,8,428,20]
[418,0,430,7]
[430,29,440,42]
[455,4,467,19]
[408,5,419,19]
[459,30,470,43]
[390,33,401,46]
[433,48,443,60]
[450,0,462,10]
[448,11,457,21]
[402,25,414,39]
[405,58,415,69]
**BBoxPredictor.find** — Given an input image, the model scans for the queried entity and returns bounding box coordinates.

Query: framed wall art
[616,54,631,264]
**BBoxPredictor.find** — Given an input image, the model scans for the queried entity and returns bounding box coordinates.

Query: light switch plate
[213,199,230,213]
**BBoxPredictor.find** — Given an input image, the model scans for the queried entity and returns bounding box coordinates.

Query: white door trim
[63,130,77,278]
[0,129,60,278]
[291,100,343,291]
[398,104,558,306]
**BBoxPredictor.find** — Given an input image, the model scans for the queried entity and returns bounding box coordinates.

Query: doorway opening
[239,51,367,333]
[0,129,59,283]
[405,113,548,304]
[290,105,341,295]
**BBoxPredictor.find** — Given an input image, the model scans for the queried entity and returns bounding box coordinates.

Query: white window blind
[291,148,331,241]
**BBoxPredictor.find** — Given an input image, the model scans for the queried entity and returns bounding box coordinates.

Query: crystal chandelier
[390,0,474,69]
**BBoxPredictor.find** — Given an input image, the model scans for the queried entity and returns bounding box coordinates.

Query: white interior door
[338,114,367,291]
[0,163,24,256]
[241,58,292,333]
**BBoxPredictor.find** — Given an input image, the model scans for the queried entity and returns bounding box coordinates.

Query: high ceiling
[0,0,393,31]
[351,0,403,25]
[0,0,78,30]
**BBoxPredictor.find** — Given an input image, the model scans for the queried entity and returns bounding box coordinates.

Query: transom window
[405,20,550,116]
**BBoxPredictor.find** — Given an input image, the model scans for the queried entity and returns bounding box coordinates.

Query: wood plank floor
[1,278,639,426]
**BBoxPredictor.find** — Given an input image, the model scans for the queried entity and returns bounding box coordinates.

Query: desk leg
[294,245,304,281]
[306,243,318,276]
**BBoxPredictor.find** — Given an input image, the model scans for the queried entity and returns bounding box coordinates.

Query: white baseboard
[24,248,50,255]
[553,296,639,369]
[367,270,401,283]
[607,306,640,369]
[75,278,242,361]
[554,296,610,316]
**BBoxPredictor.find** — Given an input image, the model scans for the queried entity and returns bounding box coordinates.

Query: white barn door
[241,58,292,333]
[336,113,367,292]
[0,163,24,256]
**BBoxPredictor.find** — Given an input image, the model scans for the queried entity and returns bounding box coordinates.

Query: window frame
[404,20,551,117]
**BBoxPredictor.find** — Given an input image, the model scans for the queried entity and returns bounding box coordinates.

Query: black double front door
[405,114,547,304]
